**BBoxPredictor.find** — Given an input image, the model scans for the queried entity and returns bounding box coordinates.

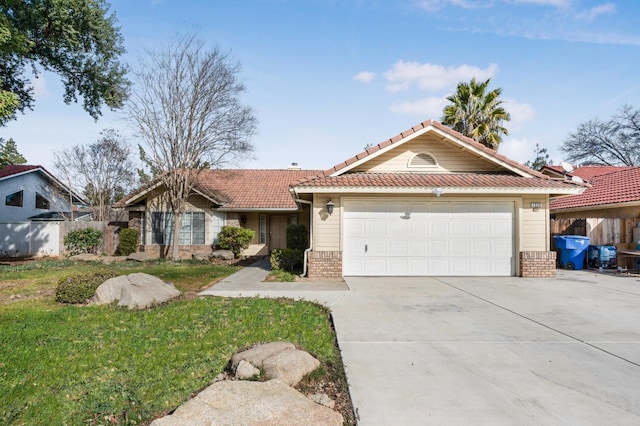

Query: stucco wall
[0,172,71,222]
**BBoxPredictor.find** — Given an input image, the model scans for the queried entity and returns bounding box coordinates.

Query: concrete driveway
[335,271,640,425]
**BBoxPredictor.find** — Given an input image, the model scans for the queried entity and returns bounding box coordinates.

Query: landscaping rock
[127,252,150,262]
[101,256,127,265]
[69,253,100,262]
[191,253,210,261]
[231,341,295,370]
[90,273,180,309]
[234,359,260,380]
[211,249,234,260]
[261,348,320,386]
[150,380,343,426]
[309,392,336,409]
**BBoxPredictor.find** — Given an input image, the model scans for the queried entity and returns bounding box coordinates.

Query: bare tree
[561,105,640,166]
[54,129,136,221]
[127,34,257,259]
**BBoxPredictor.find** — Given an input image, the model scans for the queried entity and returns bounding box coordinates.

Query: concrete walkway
[201,264,640,425]
[200,258,350,306]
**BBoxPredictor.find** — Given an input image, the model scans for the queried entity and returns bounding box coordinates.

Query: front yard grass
[0,259,353,425]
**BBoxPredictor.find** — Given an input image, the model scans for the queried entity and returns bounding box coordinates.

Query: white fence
[0,221,108,257]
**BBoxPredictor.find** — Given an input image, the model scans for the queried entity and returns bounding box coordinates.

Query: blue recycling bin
[553,235,590,270]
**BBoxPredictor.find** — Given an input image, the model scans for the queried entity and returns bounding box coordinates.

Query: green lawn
[0,260,349,425]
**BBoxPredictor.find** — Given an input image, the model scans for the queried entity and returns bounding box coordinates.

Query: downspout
[295,198,313,277]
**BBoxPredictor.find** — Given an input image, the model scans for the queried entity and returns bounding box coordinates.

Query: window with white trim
[151,212,205,245]
[212,212,226,244]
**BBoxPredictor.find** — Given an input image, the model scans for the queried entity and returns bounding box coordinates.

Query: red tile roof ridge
[323,119,548,179]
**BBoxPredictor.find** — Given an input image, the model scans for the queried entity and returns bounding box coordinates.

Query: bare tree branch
[561,105,640,166]
[127,34,257,259]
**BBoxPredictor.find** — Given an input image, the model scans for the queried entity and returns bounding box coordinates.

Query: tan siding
[313,194,341,251]
[520,196,549,251]
[352,134,503,173]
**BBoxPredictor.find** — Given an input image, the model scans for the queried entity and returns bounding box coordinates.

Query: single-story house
[118,120,585,277]
[117,168,322,258]
[545,166,640,264]
[0,165,87,222]
[544,165,640,219]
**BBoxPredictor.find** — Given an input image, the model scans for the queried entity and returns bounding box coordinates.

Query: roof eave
[551,199,640,213]
[292,186,585,195]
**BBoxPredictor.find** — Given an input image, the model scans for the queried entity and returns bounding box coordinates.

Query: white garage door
[343,199,514,276]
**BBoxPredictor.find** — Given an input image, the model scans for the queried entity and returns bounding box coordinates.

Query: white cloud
[574,3,616,21]
[497,137,534,164]
[384,62,498,93]
[389,96,449,117]
[353,71,376,83]
[503,99,536,124]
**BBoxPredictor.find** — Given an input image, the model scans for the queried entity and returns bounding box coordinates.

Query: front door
[270,215,288,250]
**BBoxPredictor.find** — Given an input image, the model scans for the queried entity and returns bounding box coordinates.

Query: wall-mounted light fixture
[326,199,335,215]
[530,202,542,211]
[433,188,444,197]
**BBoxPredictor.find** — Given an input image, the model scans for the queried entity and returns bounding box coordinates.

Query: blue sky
[3,0,640,172]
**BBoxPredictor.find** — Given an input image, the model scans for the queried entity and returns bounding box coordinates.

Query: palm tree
[442,78,511,150]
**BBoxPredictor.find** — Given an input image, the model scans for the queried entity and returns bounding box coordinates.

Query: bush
[286,224,308,251]
[64,228,103,255]
[270,248,303,273]
[116,228,139,256]
[217,226,255,258]
[55,271,118,304]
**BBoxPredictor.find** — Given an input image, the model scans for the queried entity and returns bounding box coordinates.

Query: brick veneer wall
[520,251,556,278]
[308,251,342,278]
[141,244,213,259]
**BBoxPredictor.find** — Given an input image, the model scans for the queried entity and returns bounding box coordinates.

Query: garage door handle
[365,244,368,253]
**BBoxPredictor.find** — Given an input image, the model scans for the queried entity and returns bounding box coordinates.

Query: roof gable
[325,120,543,179]
[0,164,87,205]
[119,169,323,210]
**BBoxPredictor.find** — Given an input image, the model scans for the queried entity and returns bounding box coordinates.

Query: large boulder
[231,342,319,386]
[150,380,343,426]
[90,273,180,309]
[231,342,295,369]
[127,252,150,262]
[211,249,234,260]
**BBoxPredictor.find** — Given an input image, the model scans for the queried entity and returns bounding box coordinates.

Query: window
[259,214,267,244]
[409,152,437,168]
[289,214,298,225]
[151,212,205,245]
[5,190,23,207]
[212,212,226,244]
[35,193,50,209]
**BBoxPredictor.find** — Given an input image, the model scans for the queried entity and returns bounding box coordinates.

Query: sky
[3,0,640,174]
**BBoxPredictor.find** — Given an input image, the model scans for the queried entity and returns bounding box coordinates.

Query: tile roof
[543,165,634,181]
[119,169,323,210]
[550,167,640,211]
[292,173,580,190]
[0,164,42,179]
[323,119,547,179]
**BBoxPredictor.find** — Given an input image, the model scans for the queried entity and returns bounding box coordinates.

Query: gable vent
[410,152,437,167]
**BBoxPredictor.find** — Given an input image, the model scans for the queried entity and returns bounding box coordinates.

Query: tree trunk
[171,212,182,260]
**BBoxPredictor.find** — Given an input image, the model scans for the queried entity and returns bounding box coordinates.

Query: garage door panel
[343,200,514,276]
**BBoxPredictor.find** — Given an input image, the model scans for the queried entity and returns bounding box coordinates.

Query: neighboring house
[118,119,585,278]
[0,165,87,222]
[116,168,322,258]
[545,166,640,263]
